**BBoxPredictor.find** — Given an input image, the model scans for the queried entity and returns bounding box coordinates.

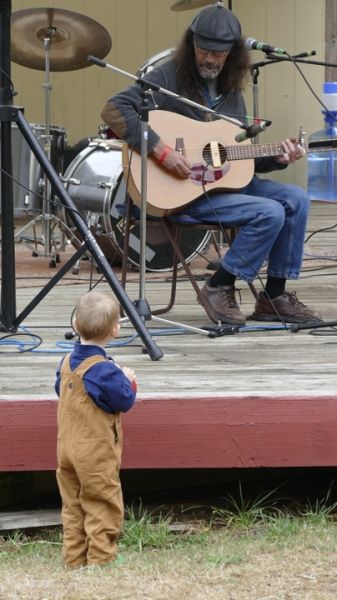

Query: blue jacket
[55,342,137,414]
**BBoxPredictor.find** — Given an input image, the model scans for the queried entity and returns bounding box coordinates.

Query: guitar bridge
[175,138,185,155]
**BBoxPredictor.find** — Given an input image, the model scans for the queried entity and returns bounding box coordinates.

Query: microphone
[292,50,316,58]
[235,120,272,143]
[245,37,287,55]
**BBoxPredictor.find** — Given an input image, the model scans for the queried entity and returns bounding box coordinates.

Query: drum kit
[9,2,218,271]
[9,8,112,266]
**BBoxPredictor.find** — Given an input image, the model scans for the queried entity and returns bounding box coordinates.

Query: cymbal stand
[14,31,73,267]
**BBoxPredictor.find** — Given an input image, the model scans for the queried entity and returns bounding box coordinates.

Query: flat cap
[190,4,241,51]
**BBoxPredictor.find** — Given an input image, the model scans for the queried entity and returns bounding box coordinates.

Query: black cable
[270,52,337,124]
[305,222,337,244]
[0,331,42,352]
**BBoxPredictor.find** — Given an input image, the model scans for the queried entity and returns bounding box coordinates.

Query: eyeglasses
[194,45,230,58]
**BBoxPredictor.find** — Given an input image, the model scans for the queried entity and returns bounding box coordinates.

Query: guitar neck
[226,142,284,161]
[227,138,337,160]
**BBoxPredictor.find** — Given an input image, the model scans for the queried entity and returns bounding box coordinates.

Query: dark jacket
[103,59,285,174]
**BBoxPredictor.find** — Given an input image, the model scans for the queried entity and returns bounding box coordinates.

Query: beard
[197,62,223,80]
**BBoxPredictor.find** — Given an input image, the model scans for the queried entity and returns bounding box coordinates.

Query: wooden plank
[1,204,337,472]
[0,509,61,530]
[1,394,337,471]
[325,0,337,81]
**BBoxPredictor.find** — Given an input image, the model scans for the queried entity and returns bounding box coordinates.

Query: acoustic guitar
[122,110,336,217]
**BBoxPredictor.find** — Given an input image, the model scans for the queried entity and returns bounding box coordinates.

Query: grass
[121,502,175,552]
[1,485,337,599]
[211,481,280,530]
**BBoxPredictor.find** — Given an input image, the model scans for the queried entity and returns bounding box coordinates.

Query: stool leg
[162,220,214,317]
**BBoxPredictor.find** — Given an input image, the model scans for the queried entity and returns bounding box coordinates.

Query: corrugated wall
[11,0,325,188]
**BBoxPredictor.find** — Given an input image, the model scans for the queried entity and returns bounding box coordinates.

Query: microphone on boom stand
[235,120,272,143]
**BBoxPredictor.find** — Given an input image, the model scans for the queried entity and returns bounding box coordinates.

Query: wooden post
[325,0,337,81]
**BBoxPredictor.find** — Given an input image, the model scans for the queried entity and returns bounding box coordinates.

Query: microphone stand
[88,56,244,128]
[89,55,248,338]
[250,52,337,142]
[0,0,162,361]
[250,51,337,333]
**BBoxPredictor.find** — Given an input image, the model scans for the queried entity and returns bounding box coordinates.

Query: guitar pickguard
[190,162,231,186]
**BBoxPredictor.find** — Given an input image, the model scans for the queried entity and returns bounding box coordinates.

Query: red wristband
[158,145,171,164]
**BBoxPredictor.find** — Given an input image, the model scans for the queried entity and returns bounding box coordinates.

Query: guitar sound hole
[202,143,227,166]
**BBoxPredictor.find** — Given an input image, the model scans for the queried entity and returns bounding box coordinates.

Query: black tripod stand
[0,0,163,361]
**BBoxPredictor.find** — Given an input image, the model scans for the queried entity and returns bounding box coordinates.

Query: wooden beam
[1,395,337,471]
[325,0,337,80]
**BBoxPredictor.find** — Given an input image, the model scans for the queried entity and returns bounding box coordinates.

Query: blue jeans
[175,175,310,283]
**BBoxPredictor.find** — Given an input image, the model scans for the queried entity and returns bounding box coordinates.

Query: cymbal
[171,0,216,11]
[11,8,112,71]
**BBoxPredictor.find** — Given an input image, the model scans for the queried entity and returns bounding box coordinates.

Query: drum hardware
[60,140,210,275]
[10,8,112,71]
[136,48,176,77]
[4,122,67,219]
[0,4,162,361]
[12,35,71,266]
[10,7,112,267]
[171,0,223,10]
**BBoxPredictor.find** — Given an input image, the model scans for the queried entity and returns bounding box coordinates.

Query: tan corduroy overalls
[56,354,123,568]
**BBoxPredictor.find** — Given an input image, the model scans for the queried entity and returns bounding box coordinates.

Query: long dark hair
[174,29,251,104]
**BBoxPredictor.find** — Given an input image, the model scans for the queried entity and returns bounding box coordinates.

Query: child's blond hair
[74,290,120,341]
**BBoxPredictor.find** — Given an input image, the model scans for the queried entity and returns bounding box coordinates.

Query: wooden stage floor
[1,202,337,472]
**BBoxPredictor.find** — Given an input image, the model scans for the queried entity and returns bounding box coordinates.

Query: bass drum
[61,140,210,272]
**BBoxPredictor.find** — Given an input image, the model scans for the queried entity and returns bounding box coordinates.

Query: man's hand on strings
[152,141,191,178]
[275,137,305,165]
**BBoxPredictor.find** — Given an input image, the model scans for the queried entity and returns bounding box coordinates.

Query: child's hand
[122,366,137,383]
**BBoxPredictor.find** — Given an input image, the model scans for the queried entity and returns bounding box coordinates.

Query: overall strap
[73,355,108,378]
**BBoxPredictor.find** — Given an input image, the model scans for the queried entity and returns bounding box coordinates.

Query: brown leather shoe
[250,291,322,323]
[199,283,246,325]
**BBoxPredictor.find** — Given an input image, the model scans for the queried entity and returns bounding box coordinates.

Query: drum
[136,48,176,76]
[9,123,67,218]
[97,49,176,141]
[61,139,210,272]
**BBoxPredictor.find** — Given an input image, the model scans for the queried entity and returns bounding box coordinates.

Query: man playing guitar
[101,3,321,326]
